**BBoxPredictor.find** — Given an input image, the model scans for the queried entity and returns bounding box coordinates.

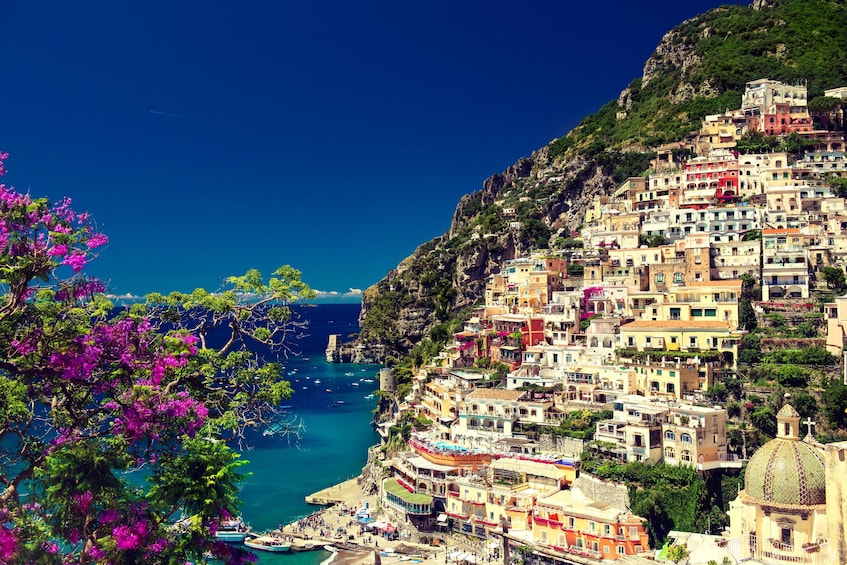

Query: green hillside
[552,0,847,158]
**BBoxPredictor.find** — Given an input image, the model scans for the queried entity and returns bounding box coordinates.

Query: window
[673,272,683,283]
[568,517,575,529]
[667,383,675,394]
[655,273,664,283]
[681,433,693,443]
[681,450,692,462]
[617,546,626,556]
[781,527,792,546]
[664,447,675,459]
[664,430,676,441]
[604,524,611,536]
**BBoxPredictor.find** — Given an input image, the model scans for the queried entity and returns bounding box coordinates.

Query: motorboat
[215,516,249,542]
[244,533,292,552]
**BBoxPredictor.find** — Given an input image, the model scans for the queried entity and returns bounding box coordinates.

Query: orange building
[530,489,651,561]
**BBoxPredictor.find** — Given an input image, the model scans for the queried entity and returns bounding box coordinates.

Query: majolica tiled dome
[744,404,826,506]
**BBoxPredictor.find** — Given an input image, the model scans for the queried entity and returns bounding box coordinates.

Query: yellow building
[618,320,740,366]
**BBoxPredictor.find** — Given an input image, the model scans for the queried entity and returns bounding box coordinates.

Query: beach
[263,478,502,565]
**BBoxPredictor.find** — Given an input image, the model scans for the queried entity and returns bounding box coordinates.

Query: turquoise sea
[235,303,382,565]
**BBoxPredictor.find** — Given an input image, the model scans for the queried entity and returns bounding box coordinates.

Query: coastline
[275,476,443,565]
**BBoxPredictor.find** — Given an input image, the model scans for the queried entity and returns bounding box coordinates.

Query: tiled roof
[762,228,801,235]
[466,388,525,401]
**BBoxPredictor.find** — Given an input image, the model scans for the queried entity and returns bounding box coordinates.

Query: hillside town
[354,79,847,565]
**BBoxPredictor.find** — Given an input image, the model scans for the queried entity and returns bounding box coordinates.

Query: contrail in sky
[148,110,192,119]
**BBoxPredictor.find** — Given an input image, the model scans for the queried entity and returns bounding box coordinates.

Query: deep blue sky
[0,1,746,302]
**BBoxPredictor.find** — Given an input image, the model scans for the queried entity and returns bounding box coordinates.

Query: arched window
[664,447,675,459]
[664,430,676,441]
[681,450,692,462]
[681,433,693,444]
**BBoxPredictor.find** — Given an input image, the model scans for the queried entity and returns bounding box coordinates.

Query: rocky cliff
[353,0,847,363]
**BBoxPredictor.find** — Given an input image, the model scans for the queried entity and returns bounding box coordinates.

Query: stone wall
[571,474,631,510]
[537,434,584,458]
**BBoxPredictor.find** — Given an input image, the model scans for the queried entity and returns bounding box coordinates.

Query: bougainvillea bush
[0,153,314,564]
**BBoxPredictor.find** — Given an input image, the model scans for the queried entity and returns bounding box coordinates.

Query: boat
[364,394,375,400]
[345,372,355,376]
[325,388,332,393]
[215,516,249,542]
[351,382,359,386]
[244,533,292,552]
[314,379,321,384]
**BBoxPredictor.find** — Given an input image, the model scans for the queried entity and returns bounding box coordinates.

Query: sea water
[236,303,382,564]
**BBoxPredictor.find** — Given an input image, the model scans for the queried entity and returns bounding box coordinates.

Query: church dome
[744,404,826,506]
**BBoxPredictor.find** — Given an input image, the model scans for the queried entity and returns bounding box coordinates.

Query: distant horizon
[0,0,747,297]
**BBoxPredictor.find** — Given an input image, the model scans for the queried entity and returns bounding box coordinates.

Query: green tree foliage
[823,378,847,428]
[736,132,781,154]
[750,406,777,438]
[739,298,758,331]
[822,266,847,292]
[666,545,690,564]
[827,176,847,199]
[771,364,809,388]
[808,96,844,113]
[520,218,551,249]
[594,151,655,184]
[0,154,316,563]
[739,333,762,364]
[581,456,721,547]
[762,347,835,365]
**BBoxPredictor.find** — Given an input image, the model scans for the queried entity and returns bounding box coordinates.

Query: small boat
[364,394,375,400]
[351,382,359,386]
[325,388,332,393]
[215,516,249,542]
[362,379,374,383]
[244,533,292,552]
[345,372,355,376]
[314,379,321,384]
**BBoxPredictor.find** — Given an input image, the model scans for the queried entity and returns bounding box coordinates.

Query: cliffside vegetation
[358,0,847,368]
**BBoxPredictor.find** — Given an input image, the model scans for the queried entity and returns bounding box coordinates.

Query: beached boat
[244,533,292,552]
[215,516,249,542]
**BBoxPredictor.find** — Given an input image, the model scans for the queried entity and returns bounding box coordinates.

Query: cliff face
[354,0,847,362]
[355,153,616,360]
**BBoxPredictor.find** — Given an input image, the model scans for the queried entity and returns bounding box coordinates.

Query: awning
[436,513,448,523]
